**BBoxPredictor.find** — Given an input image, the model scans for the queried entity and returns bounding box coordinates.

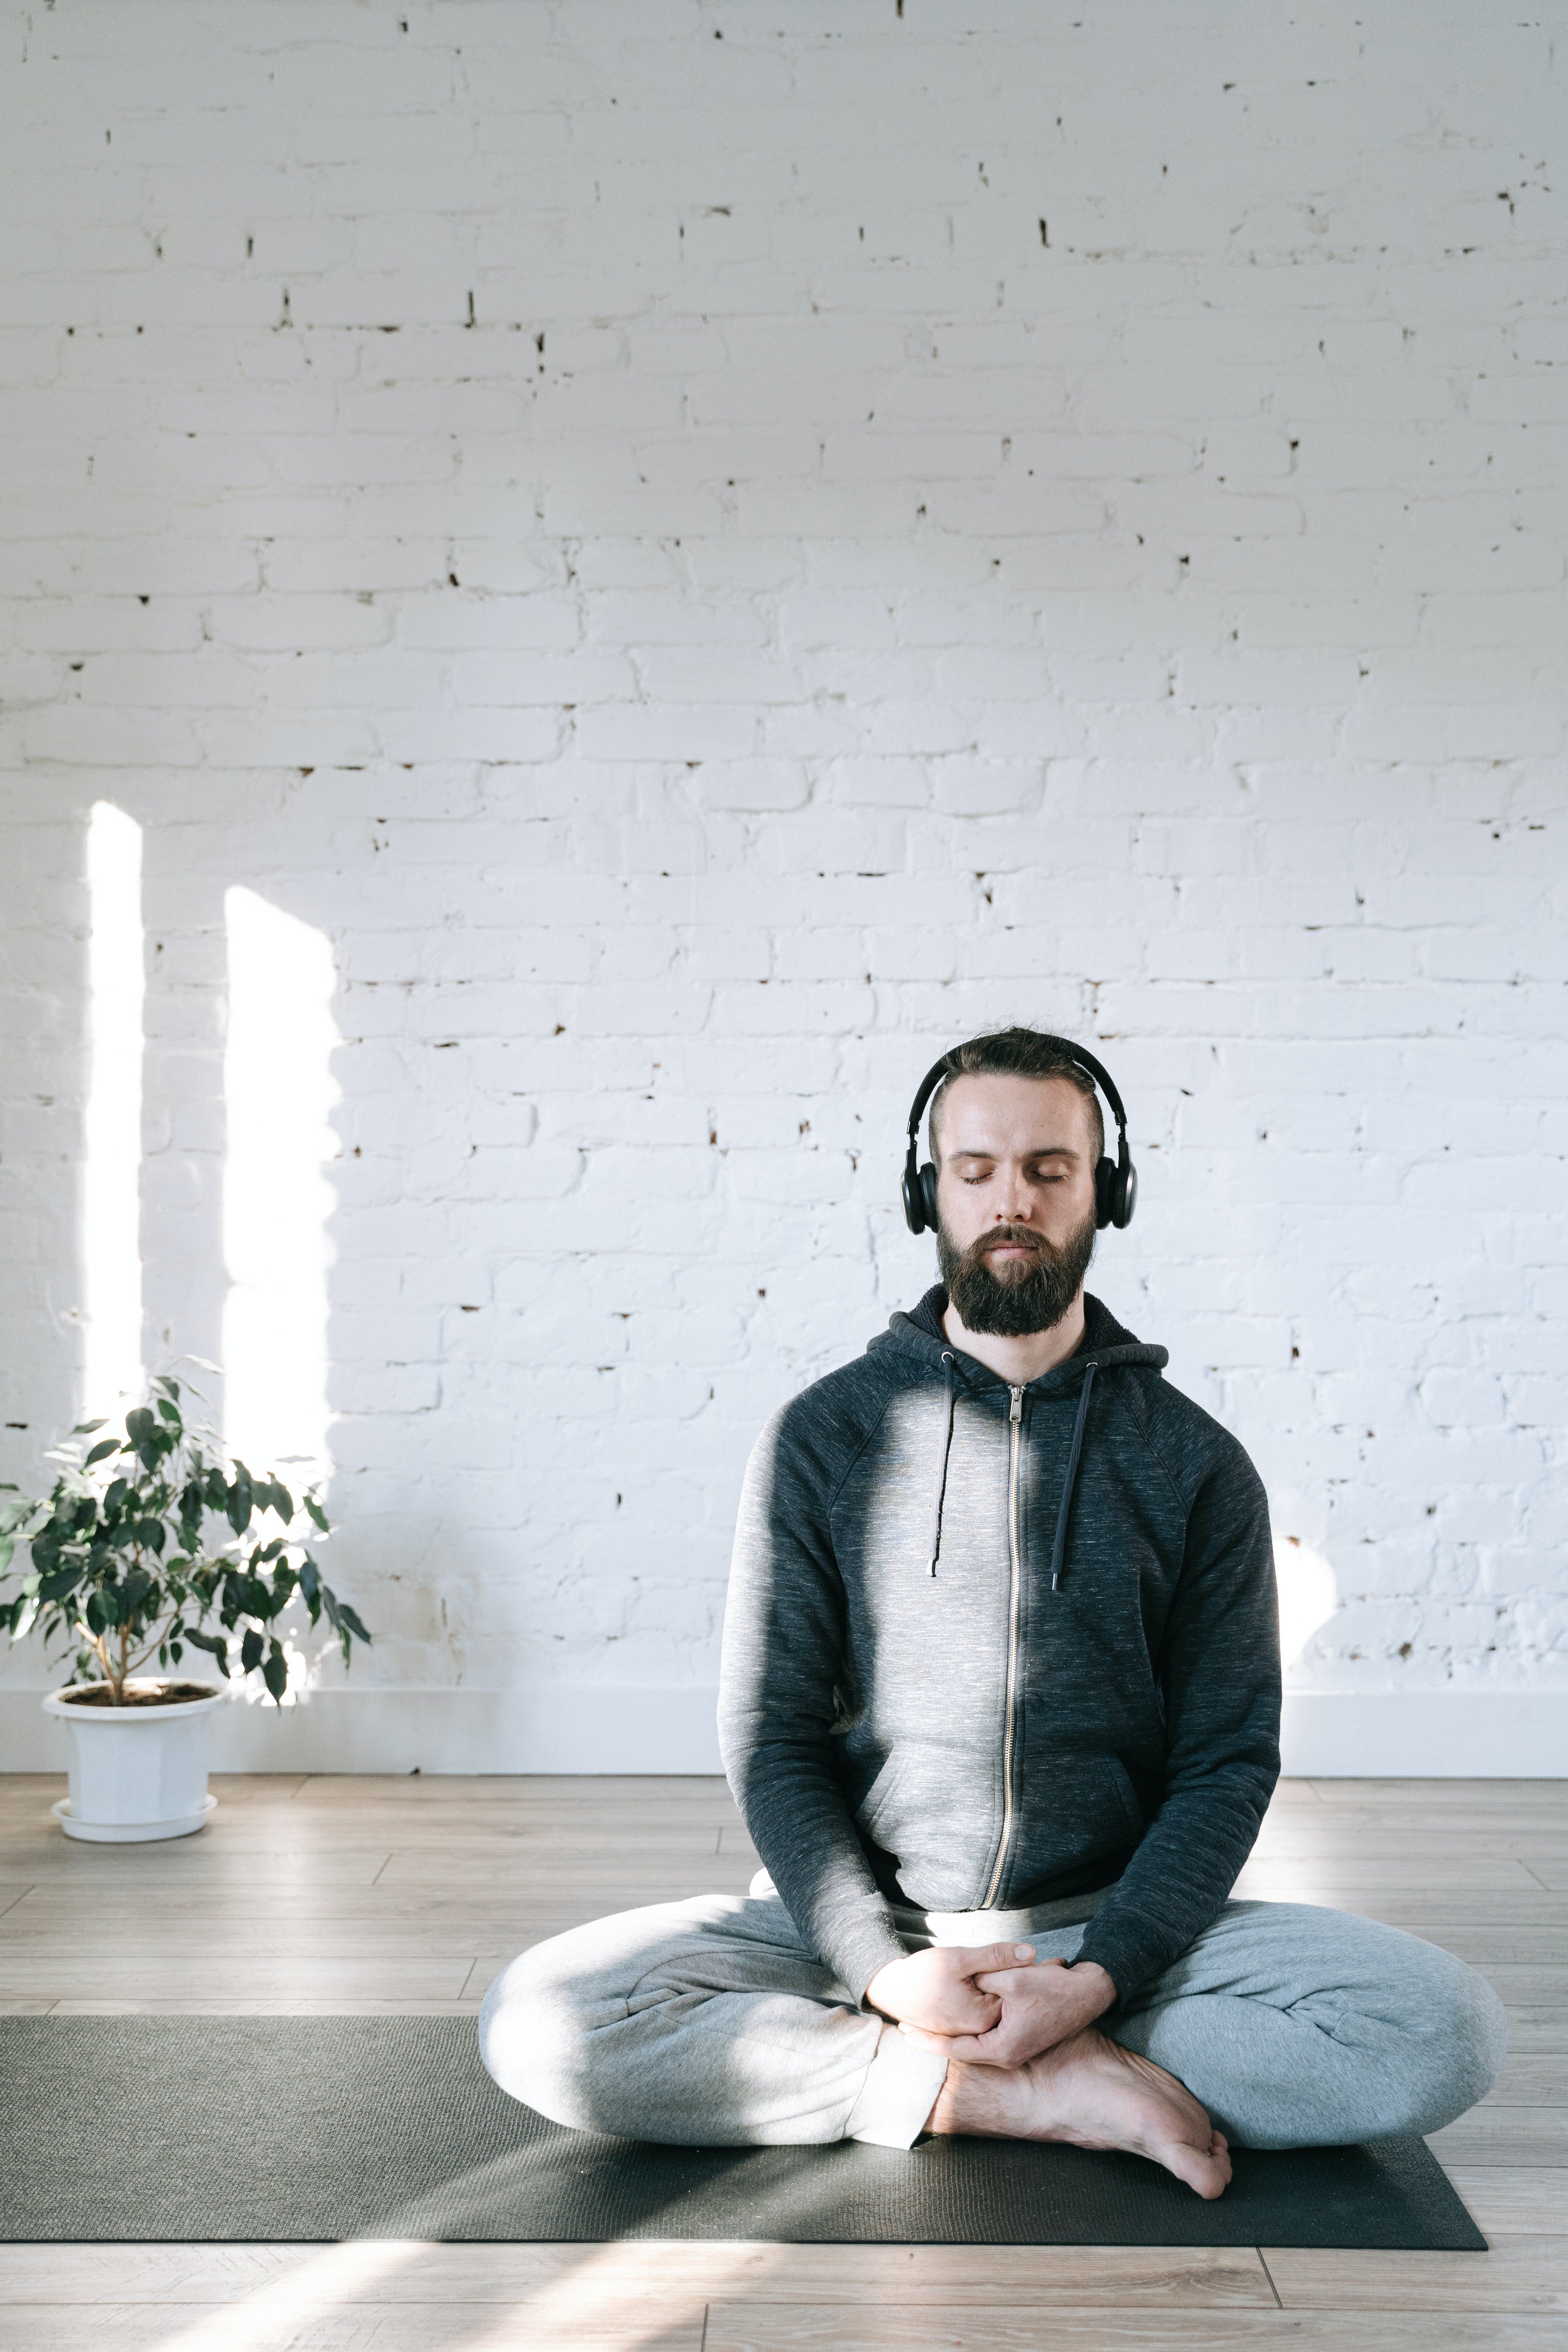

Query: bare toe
[1161,2132,1231,2200]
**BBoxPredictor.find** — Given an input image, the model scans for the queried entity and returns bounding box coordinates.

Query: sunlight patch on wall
[222,888,338,1489]
[1274,1533,1340,1671]
[82,801,145,1420]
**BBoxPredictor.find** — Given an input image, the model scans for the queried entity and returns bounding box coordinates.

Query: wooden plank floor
[0,1770,1563,2349]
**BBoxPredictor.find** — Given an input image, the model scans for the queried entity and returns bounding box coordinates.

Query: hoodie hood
[871,1289,1170,1585]
[875,1285,1169,1392]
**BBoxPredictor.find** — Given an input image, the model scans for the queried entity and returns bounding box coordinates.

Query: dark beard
[937,1211,1097,1338]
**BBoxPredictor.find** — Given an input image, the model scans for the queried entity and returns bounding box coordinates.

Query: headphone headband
[905,1035,1128,1152]
[901,1033,1136,1237]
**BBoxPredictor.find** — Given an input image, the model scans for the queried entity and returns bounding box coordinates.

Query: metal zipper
[981,1383,1025,1909]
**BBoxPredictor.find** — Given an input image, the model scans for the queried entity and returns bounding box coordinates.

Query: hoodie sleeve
[1072,1437,1281,2000]
[718,1398,910,2004]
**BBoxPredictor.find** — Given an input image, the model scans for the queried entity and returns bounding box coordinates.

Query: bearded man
[481,1027,1504,2193]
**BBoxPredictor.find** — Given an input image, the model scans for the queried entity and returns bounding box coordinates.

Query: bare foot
[926,2025,1232,2200]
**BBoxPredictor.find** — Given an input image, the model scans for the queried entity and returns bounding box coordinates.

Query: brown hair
[928,1027,1104,1163]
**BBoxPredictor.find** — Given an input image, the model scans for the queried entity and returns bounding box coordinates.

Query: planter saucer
[51,1793,218,1845]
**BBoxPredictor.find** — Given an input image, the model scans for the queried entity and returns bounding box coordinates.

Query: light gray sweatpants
[479,1872,1507,2152]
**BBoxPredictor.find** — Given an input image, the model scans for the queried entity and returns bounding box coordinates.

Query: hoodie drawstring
[927,1352,1097,1586]
[1049,1362,1097,1591]
[927,1350,956,1575]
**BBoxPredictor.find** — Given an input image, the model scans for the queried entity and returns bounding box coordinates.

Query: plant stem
[122,1615,178,1677]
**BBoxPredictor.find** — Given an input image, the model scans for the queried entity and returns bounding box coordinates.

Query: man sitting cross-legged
[481,1028,1505,2193]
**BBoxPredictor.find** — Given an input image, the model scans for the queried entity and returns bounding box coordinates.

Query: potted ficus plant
[0,1375,370,1843]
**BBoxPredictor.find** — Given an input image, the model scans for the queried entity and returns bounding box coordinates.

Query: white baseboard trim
[2,1686,1563,1778]
[0,1687,727,1776]
[1279,1690,1568,1778]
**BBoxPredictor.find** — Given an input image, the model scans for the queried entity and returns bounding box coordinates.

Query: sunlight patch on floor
[147,2237,426,2351]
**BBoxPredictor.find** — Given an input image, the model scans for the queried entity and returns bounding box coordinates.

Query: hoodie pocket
[856,1754,906,1844]
[1097,1754,1146,1841]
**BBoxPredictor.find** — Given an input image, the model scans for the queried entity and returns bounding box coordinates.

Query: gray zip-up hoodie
[719,1288,1281,2007]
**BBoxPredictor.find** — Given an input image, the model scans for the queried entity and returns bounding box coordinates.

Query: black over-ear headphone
[901,1036,1138,1237]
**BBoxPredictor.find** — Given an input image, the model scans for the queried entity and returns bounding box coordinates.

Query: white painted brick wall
[1,2,1564,1720]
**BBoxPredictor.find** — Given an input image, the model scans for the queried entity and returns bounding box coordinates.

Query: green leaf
[303,1491,330,1534]
[227,1476,253,1538]
[334,1599,373,1647]
[267,1479,294,1522]
[84,1590,107,1635]
[240,1626,263,1675]
[262,1642,288,1704]
[120,1566,156,1620]
[83,1439,119,1468]
[70,1420,109,1437]
[153,1376,181,1400]
[156,1398,182,1426]
[103,1478,129,1519]
[36,1566,83,1604]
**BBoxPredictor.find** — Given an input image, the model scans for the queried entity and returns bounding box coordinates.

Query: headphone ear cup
[1113,1158,1137,1229]
[1094,1156,1116,1231]
[919,1162,940,1234]
[901,1163,925,1235]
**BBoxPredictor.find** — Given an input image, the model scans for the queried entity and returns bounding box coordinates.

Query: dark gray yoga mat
[0,2017,1485,2249]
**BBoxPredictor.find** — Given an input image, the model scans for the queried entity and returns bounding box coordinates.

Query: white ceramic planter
[42,1681,225,1843]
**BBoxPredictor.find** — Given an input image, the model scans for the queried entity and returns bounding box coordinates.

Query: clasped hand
[864,1941,1117,2067]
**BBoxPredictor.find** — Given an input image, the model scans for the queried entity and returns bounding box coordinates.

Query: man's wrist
[864,1951,921,2021]
[864,1959,897,2019]
[1066,1958,1118,2016]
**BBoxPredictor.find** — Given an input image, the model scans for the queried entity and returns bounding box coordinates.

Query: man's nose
[990,1166,1034,1222]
